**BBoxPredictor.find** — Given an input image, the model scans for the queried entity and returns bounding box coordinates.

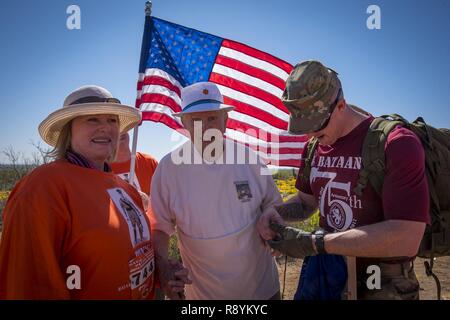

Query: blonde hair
[48,121,72,160]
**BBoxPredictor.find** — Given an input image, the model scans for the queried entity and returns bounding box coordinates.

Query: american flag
[136,17,307,167]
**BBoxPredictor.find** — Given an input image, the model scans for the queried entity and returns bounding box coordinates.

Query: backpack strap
[354,116,406,197]
[300,137,319,188]
[410,117,442,216]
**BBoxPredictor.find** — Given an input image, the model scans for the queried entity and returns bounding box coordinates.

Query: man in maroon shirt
[257,60,429,300]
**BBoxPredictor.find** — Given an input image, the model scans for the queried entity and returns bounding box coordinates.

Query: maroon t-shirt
[296,117,430,232]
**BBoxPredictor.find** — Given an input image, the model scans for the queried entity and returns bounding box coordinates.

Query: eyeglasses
[310,89,342,133]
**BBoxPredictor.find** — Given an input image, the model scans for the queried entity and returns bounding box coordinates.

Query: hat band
[69,96,121,105]
[183,99,222,112]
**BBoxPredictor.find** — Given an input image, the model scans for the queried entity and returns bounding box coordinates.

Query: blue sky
[0,0,449,163]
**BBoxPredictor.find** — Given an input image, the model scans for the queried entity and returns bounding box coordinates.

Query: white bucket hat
[173,82,234,117]
[38,85,142,147]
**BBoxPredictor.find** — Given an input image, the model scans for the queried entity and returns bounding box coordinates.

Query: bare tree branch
[29,140,52,164]
[2,145,24,180]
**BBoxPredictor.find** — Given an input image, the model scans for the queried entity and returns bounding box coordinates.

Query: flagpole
[129,1,152,191]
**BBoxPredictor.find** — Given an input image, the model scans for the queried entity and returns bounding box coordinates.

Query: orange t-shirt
[111,152,158,195]
[0,160,155,299]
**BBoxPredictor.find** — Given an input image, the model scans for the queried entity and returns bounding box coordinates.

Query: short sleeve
[148,160,177,236]
[382,127,430,224]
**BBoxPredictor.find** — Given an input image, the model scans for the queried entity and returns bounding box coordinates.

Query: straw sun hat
[38,85,142,147]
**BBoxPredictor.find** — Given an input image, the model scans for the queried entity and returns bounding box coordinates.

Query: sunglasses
[310,89,342,133]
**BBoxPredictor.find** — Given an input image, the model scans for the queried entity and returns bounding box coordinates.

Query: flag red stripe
[138,76,181,97]
[209,73,289,113]
[231,140,301,167]
[225,136,303,155]
[245,145,304,155]
[139,93,182,113]
[231,140,301,166]
[227,118,307,143]
[221,39,293,74]
[271,159,301,167]
[223,96,287,130]
[142,111,183,130]
[215,55,287,90]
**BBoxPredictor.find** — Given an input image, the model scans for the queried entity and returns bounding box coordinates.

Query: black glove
[267,223,316,259]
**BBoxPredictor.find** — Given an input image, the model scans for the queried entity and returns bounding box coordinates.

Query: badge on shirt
[234,180,253,202]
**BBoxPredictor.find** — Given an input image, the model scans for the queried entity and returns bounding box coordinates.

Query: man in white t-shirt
[149,82,283,300]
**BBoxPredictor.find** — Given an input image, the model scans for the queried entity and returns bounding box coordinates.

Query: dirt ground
[276,256,450,300]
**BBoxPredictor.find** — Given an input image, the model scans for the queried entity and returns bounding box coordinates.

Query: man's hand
[166,259,192,299]
[159,259,192,300]
[257,207,284,241]
[267,223,316,259]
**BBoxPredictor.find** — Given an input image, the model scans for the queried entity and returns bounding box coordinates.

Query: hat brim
[284,97,335,135]
[287,113,325,135]
[38,103,142,147]
[172,103,234,117]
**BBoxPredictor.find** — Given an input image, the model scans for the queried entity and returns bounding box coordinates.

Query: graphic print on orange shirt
[108,188,150,247]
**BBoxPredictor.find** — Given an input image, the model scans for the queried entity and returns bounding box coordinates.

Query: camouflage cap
[282,60,342,134]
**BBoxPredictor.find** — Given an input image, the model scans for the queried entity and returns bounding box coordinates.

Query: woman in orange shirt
[0,85,189,299]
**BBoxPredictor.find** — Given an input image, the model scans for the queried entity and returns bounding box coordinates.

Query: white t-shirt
[150,141,282,299]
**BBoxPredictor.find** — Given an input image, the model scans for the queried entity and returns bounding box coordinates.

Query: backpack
[301,114,450,299]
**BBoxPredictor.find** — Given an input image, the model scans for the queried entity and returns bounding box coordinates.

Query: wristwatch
[314,229,327,254]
